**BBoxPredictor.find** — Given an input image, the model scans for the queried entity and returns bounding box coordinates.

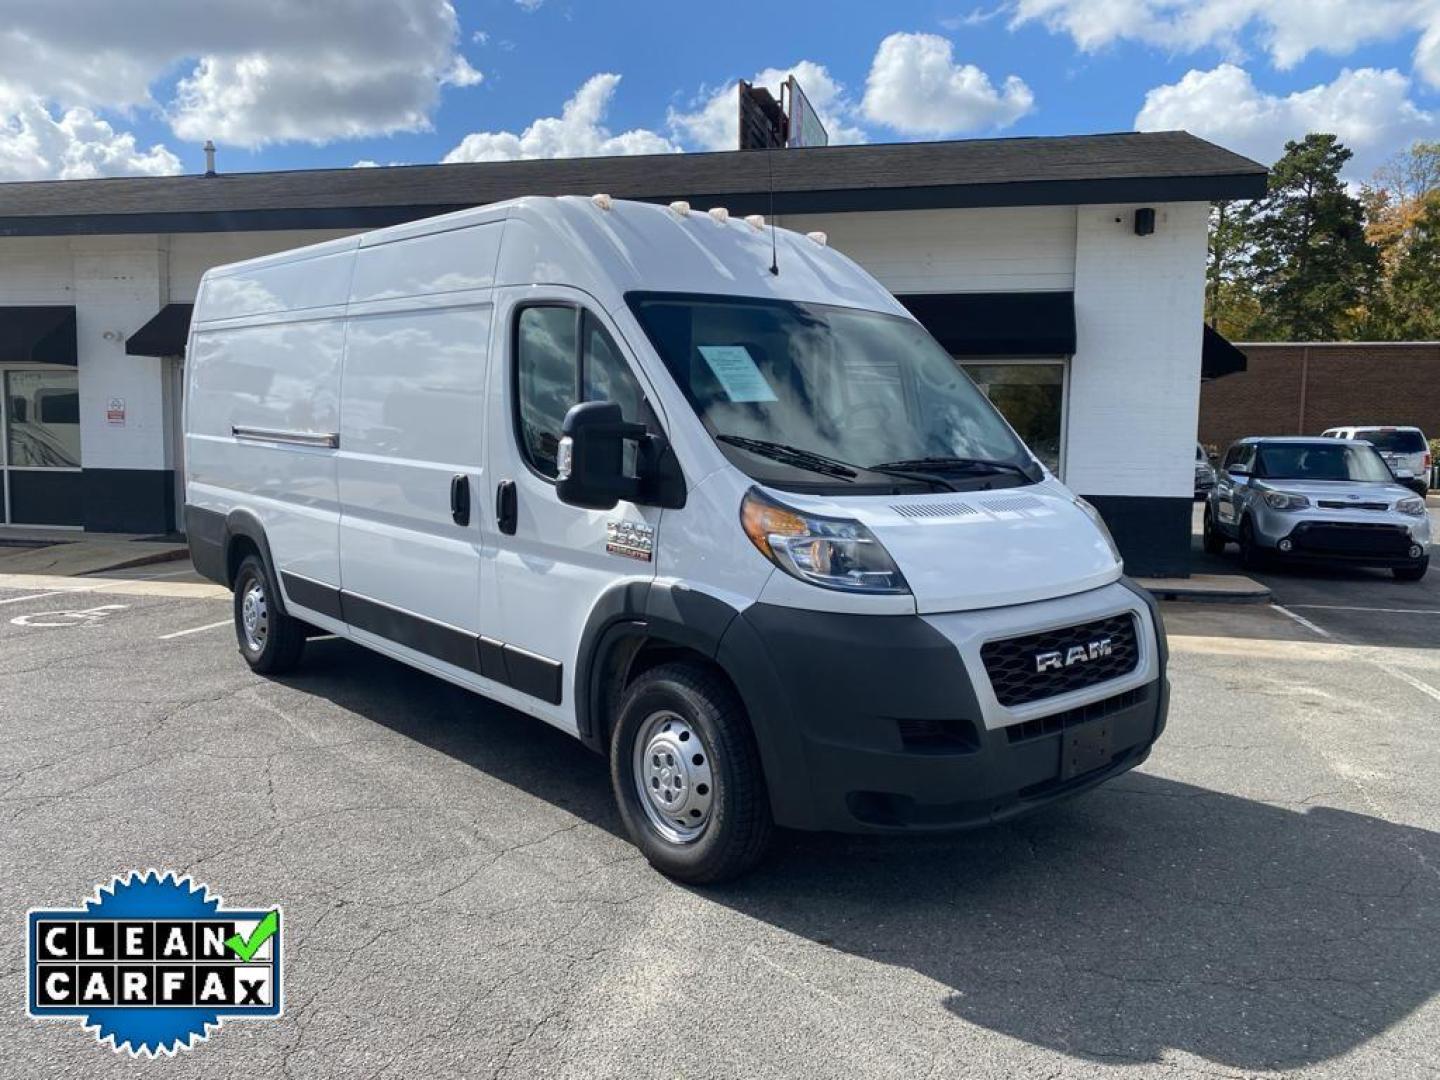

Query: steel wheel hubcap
[240,578,269,652]
[633,710,715,844]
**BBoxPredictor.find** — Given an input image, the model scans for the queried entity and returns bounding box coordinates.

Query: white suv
[1321,426,1430,496]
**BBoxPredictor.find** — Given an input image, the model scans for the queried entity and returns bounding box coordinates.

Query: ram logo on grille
[1035,637,1114,673]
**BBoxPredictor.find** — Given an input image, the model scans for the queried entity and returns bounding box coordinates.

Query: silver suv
[1321,426,1430,496]
[1204,437,1432,581]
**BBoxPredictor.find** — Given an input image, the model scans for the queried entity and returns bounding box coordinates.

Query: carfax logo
[26,870,282,1056]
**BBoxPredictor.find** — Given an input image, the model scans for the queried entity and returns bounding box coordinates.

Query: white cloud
[1418,19,1440,87]
[1012,0,1440,86]
[0,1,480,148]
[516,0,544,10]
[861,32,1034,136]
[444,74,675,163]
[1135,63,1434,177]
[0,94,181,181]
[668,60,867,152]
[441,56,485,88]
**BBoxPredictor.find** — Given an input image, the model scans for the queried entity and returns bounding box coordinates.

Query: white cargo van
[185,195,1168,882]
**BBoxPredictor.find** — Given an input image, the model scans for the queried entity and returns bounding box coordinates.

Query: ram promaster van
[185,195,1168,882]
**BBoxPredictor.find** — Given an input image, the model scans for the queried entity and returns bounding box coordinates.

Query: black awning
[0,306,77,365]
[898,292,1075,356]
[125,303,194,357]
[1202,324,1247,379]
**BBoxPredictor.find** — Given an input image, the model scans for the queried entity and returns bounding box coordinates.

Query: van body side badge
[607,520,654,562]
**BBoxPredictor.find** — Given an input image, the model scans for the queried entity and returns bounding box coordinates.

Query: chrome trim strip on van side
[278,571,563,705]
[232,425,340,449]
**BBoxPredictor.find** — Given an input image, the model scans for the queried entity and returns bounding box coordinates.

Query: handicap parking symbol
[11,604,129,628]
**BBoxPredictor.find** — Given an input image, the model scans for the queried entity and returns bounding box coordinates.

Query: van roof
[201,195,906,317]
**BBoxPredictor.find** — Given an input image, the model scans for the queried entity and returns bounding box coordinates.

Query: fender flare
[574,581,814,829]
[220,509,291,617]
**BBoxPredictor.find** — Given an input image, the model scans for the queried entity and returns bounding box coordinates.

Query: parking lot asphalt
[3,570,1440,1078]
[1191,500,1440,647]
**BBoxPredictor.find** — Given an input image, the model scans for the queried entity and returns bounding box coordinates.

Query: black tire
[1202,506,1226,555]
[232,554,306,675]
[1394,557,1429,582]
[610,661,772,884]
[1238,517,1263,570]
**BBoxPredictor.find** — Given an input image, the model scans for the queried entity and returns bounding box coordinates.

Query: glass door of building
[1,367,83,526]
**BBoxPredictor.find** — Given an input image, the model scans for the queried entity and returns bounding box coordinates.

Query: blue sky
[0,0,1436,185]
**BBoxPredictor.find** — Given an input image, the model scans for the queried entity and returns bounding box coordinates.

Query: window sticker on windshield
[698,345,778,403]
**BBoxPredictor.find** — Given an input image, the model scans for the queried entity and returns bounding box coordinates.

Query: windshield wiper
[870,456,1036,481]
[715,435,859,480]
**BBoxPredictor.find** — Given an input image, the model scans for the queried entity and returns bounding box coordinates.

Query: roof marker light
[669,200,691,216]
[591,193,613,211]
[806,231,828,246]
[708,207,730,223]
[744,214,765,230]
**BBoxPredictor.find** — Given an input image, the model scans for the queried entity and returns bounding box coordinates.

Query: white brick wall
[783,206,1076,294]
[1066,202,1208,499]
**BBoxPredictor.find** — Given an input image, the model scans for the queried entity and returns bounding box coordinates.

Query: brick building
[1200,341,1440,453]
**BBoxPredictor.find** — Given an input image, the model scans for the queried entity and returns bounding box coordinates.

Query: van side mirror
[1226,465,1249,479]
[556,401,645,510]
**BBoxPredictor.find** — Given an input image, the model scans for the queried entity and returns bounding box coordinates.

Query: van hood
[776,481,1123,614]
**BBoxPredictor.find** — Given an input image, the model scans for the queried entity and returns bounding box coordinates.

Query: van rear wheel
[610,661,772,884]
[232,554,306,675]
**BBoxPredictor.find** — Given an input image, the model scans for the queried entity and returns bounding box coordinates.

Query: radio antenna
[767,148,779,276]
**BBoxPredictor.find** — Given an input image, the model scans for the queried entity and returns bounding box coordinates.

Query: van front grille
[981,614,1139,707]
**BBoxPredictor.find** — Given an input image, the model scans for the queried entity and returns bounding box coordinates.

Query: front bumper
[717,579,1168,833]
[1251,506,1431,567]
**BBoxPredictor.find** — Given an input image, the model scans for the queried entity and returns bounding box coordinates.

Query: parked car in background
[1194,442,1216,499]
[1320,426,1430,496]
[1204,437,1431,580]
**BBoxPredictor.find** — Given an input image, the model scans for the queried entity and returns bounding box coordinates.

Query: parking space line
[1287,605,1440,615]
[158,619,232,640]
[0,589,83,606]
[1273,603,1440,705]
[1272,604,1334,639]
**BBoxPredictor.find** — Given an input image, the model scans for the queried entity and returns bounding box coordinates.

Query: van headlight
[1073,496,1122,566]
[1396,496,1426,517]
[1261,489,1310,511]
[740,488,909,594]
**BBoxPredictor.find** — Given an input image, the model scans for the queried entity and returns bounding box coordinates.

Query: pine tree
[1245,135,1378,341]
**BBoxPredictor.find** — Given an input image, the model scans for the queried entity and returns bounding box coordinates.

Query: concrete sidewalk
[0,528,187,576]
[1136,572,1271,603]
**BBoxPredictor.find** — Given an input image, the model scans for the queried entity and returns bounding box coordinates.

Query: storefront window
[5,370,81,468]
[961,361,1065,475]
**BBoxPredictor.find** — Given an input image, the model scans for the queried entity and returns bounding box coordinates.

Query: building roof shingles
[0,131,1266,236]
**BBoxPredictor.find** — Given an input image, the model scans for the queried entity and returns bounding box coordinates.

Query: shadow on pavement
[285,637,1440,1073]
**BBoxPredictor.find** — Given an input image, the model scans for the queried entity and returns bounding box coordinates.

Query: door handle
[496,479,517,535]
[450,474,471,527]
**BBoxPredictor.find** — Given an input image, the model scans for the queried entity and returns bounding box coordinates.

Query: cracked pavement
[2,571,1439,1078]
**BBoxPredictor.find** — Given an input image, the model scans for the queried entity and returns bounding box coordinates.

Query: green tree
[1245,134,1378,340]
[1205,199,1260,338]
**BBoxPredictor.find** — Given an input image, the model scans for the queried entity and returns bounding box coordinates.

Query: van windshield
[626,292,1033,491]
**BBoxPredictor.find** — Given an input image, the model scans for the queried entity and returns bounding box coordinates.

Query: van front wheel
[232,555,306,675]
[610,661,772,884]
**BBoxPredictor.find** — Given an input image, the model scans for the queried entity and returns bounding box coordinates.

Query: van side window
[517,306,578,477]
[583,312,645,424]
[516,305,648,479]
